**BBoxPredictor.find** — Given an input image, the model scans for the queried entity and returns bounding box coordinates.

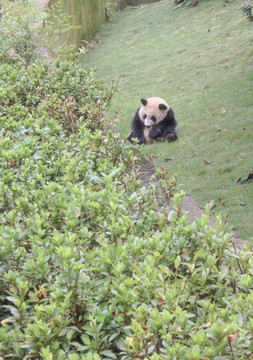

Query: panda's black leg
[162,127,178,142]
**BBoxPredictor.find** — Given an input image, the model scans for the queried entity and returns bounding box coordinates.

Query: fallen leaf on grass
[218,198,225,206]
[239,201,247,207]
[238,152,247,160]
[237,173,253,185]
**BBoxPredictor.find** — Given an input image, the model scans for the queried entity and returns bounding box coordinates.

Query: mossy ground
[80,0,253,240]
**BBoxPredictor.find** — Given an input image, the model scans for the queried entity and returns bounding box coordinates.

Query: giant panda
[128,97,178,145]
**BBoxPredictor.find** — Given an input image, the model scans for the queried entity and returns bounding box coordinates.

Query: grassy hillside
[80,0,253,240]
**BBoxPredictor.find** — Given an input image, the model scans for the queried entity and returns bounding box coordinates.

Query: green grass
[80,0,253,240]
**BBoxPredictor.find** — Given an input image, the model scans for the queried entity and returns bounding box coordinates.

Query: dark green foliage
[0,60,116,134]
[240,0,253,18]
[0,60,253,359]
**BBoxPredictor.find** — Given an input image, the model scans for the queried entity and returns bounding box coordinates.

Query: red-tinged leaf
[29,351,41,355]
[227,332,238,347]
[157,298,166,306]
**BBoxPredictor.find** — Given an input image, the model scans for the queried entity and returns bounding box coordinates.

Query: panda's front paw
[164,133,177,142]
[138,137,146,145]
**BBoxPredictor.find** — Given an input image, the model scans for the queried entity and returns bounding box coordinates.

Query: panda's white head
[139,97,170,127]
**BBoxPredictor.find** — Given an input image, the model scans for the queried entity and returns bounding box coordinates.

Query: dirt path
[137,158,245,248]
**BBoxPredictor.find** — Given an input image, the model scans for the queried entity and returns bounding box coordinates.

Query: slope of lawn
[80,0,253,240]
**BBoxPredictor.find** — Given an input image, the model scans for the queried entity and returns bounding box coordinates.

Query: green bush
[0,60,116,134]
[240,0,253,19]
[0,60,252,359]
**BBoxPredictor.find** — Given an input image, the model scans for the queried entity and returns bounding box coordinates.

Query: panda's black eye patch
[143,114,147,119]
[151,116,157,122]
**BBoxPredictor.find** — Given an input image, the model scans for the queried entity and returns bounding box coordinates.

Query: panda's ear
[159,103,167,111]
[141,99,147,106]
